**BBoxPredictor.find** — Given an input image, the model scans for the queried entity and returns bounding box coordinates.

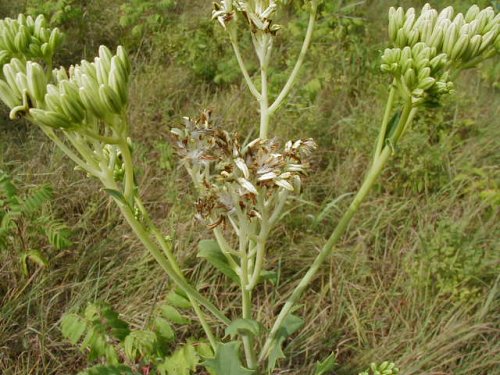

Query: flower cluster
[212,0,281,34]
[381,43,453,105]
[0,45,130,129]
[0,14,62,65]
[383,3,499,105]
[171,111,316,227]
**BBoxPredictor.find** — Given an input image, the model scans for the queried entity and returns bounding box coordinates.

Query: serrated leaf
[158,342,199,375]
[204,342,254,375]
[154,316,175,342]
[225,319,263,339]
[20,250,48,275]
[267,314,304,372]
[78,364,134,375]
[197,239,239,283]
[61,313,86,344]
[123,330,158,361]
[196,341,214,359]
[166,290,192,309]
[314,352,337,375]
[160,304,190,325]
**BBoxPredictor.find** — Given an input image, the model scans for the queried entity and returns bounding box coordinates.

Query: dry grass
[1,1,499,374]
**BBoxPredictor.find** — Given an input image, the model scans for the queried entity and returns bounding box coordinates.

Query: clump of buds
[171,111,315,227]
[0,14,63,65]
[381,42,454,105]
[383,3,499,105]
[0,45,130,129]
[212,0,282,34]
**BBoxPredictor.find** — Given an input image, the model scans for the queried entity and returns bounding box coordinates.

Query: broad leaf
[124,330,158,361]
[159,304,190,324]
[225,319,263,339]
[158,342,199,375]
[204,342,254,375]
[154,316,175,342]
[197,239,239,283]
[267,314,304,372]
[61,313,86,344]
[166,290,192,309]
[20,249,48,275]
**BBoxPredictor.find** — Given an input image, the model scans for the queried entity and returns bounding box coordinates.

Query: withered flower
[171,111,316,228]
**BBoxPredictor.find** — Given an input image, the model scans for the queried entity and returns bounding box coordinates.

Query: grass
[1,0,499,374]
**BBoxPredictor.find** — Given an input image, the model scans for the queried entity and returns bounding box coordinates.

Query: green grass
[1,0,499,374]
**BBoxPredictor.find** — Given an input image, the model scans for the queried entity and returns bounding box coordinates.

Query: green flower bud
[44,91,62,113]
[52,66,69,83]
[94,57,109,86]
[33,15,46,38]
[418,76,435,90]
[14,25,29,51]
[438,6,454,21]
[26,61,47,104]
[465,5,480,23]
[79,85,107,118]
[59,92,85,123]
[404,67,416,88]
[396,28,407,47]
[116,46,131,76]
[108,62,128,106]
[417,66,431,81]
[479,27,498,54]
[407,29,419,46]
[48,28,63,52]
[98,84,122,114]
[415,57,429,71]
[443,23,458,55]
[402,13,415,35]
[429,53,447,70]
[0,50,10,65]
[29,108,71,129]
[451,33,469,60]
[0,79,21,108]
[452,13,465,29]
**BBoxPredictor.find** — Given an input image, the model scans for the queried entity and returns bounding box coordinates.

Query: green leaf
[204,342,255,375]
[61,313,86,344]
[123,330,158,361]
[159,304,190,325]
[78,364,134,375]
[385,110,402,142]
[158,342,199,375]
[197,239,239,283]
[225,319,263,340]
[267,314,304,372]
[103,189,128,206]
[314,352,337,375]
[166,289,192,309]
[20,250,48,275]
[153,316,175,342]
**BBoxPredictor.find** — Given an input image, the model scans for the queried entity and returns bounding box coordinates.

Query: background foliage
[0,0,498,374]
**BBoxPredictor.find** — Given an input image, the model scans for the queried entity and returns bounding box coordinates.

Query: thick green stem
[258,101,417,363]
[115,201,230,326]
[238,220,258,369]
[268,0,318,114]
[229,31,261,100]
[374,81,396,162]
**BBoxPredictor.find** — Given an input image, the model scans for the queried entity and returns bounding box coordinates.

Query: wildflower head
[171,111,316,228]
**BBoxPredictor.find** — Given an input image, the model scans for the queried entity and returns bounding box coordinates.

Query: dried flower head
[171,111,316,228]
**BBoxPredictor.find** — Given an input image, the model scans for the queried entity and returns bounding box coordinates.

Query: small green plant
[0,169,72,275]
[359,361,399,375]
[0,2,498,374]
[61,296,212,374]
